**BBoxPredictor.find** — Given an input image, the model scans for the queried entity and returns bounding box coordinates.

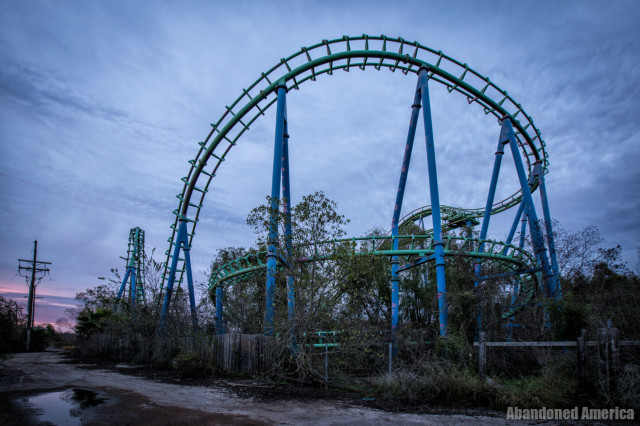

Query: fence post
[324,343,329,385]
[597,328,609,392]
[577,328,587,384]
[609,327,619,397]
[479,331,487,381]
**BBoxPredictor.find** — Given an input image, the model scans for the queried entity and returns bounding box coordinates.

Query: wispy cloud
[1,0,639,304]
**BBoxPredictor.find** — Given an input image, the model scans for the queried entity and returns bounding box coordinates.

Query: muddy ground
[1,349,552,425]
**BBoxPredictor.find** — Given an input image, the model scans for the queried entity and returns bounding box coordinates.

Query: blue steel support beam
[502,169,537,255]
[518,214,527,250]
[504,119,555,296]
[536,164,560,297]
[115,268,132,310]
[130,270,137,308]
[183,246,198,332]
[503,202,525,256]
[507,217,528,341]
[215,286,225,334]
[160,231,182,331]
[281,115,296,351]
[390,74,423,339]
[159,219,199,333]
[398,254,435,273]
[474,128,507,332]
[419,217,430,291]
[478,135,507,250]
[265,84,287,336]
[420,67,448,337]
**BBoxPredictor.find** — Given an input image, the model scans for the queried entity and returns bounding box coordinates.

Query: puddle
[17,388,108,425]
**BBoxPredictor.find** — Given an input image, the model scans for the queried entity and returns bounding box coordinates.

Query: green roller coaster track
[209,230,540,320]
[161,34,549,301]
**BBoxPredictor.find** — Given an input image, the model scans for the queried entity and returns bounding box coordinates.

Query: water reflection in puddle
[19,388,107,425]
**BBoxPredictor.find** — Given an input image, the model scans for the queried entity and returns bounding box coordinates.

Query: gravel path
[1,350,529,425]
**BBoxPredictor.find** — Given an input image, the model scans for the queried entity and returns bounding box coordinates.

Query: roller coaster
[156,35,560,339]
[114,227,146,309]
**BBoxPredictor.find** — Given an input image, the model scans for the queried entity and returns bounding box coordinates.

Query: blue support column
[507,214,528,340]
[130,270,137,308]
[502,202,525,256]
[159,219,199,333]
[265,84,287,336]
[183,247,198,332]
[215,286,225,334]
[518,214,528,250]
[419,67,448,337]
[503,119,555,296]
[115,268,132,310]
[478,137,507,248]
[474,130,507,332]
[282,116,296,352]
[536,165,560,297]
[390,75,422,340]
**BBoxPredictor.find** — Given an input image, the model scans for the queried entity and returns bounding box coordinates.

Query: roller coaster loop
[158,35,561,339]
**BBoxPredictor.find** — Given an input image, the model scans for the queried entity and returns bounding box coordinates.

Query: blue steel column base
[215,286,225,334]
[433,243,447,337]
[159,219,199,334]
[390,259,400,341]
[183,247,198,333]
[264,251,277,336]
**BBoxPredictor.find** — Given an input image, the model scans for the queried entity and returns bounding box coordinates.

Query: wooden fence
[211,333,274,374]
[475,328,640,395]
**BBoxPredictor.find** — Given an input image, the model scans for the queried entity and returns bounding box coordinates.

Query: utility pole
[18,240,51,351]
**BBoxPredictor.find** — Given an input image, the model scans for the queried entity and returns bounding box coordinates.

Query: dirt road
[1,350,524,425]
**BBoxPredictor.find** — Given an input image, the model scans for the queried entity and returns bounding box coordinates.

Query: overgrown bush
[371,353,581,409]
[172,349,213,378]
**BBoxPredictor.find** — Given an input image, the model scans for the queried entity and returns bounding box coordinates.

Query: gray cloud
[1,0,639,302]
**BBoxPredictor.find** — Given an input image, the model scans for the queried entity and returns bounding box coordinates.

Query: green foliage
[217,191,351,334]
[246,190,349,246]
[75,307,120,337]
[0,296,25,353]
[371,355,581,409]
[497,356,580,409]
[434,332,472,364]
[546,292,590,340]
[335,239,391,326]
[371,365,489,407]
[76,284,118,312]
[446,290,476,341]
[208,246,264,334]
[171,350,212,378]
[27,324,57,352]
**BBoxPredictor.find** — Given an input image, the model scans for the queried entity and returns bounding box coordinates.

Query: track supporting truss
[115,227,146,310]
[159,220,198,333]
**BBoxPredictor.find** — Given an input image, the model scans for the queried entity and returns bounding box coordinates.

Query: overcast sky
[1,0,638,325]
